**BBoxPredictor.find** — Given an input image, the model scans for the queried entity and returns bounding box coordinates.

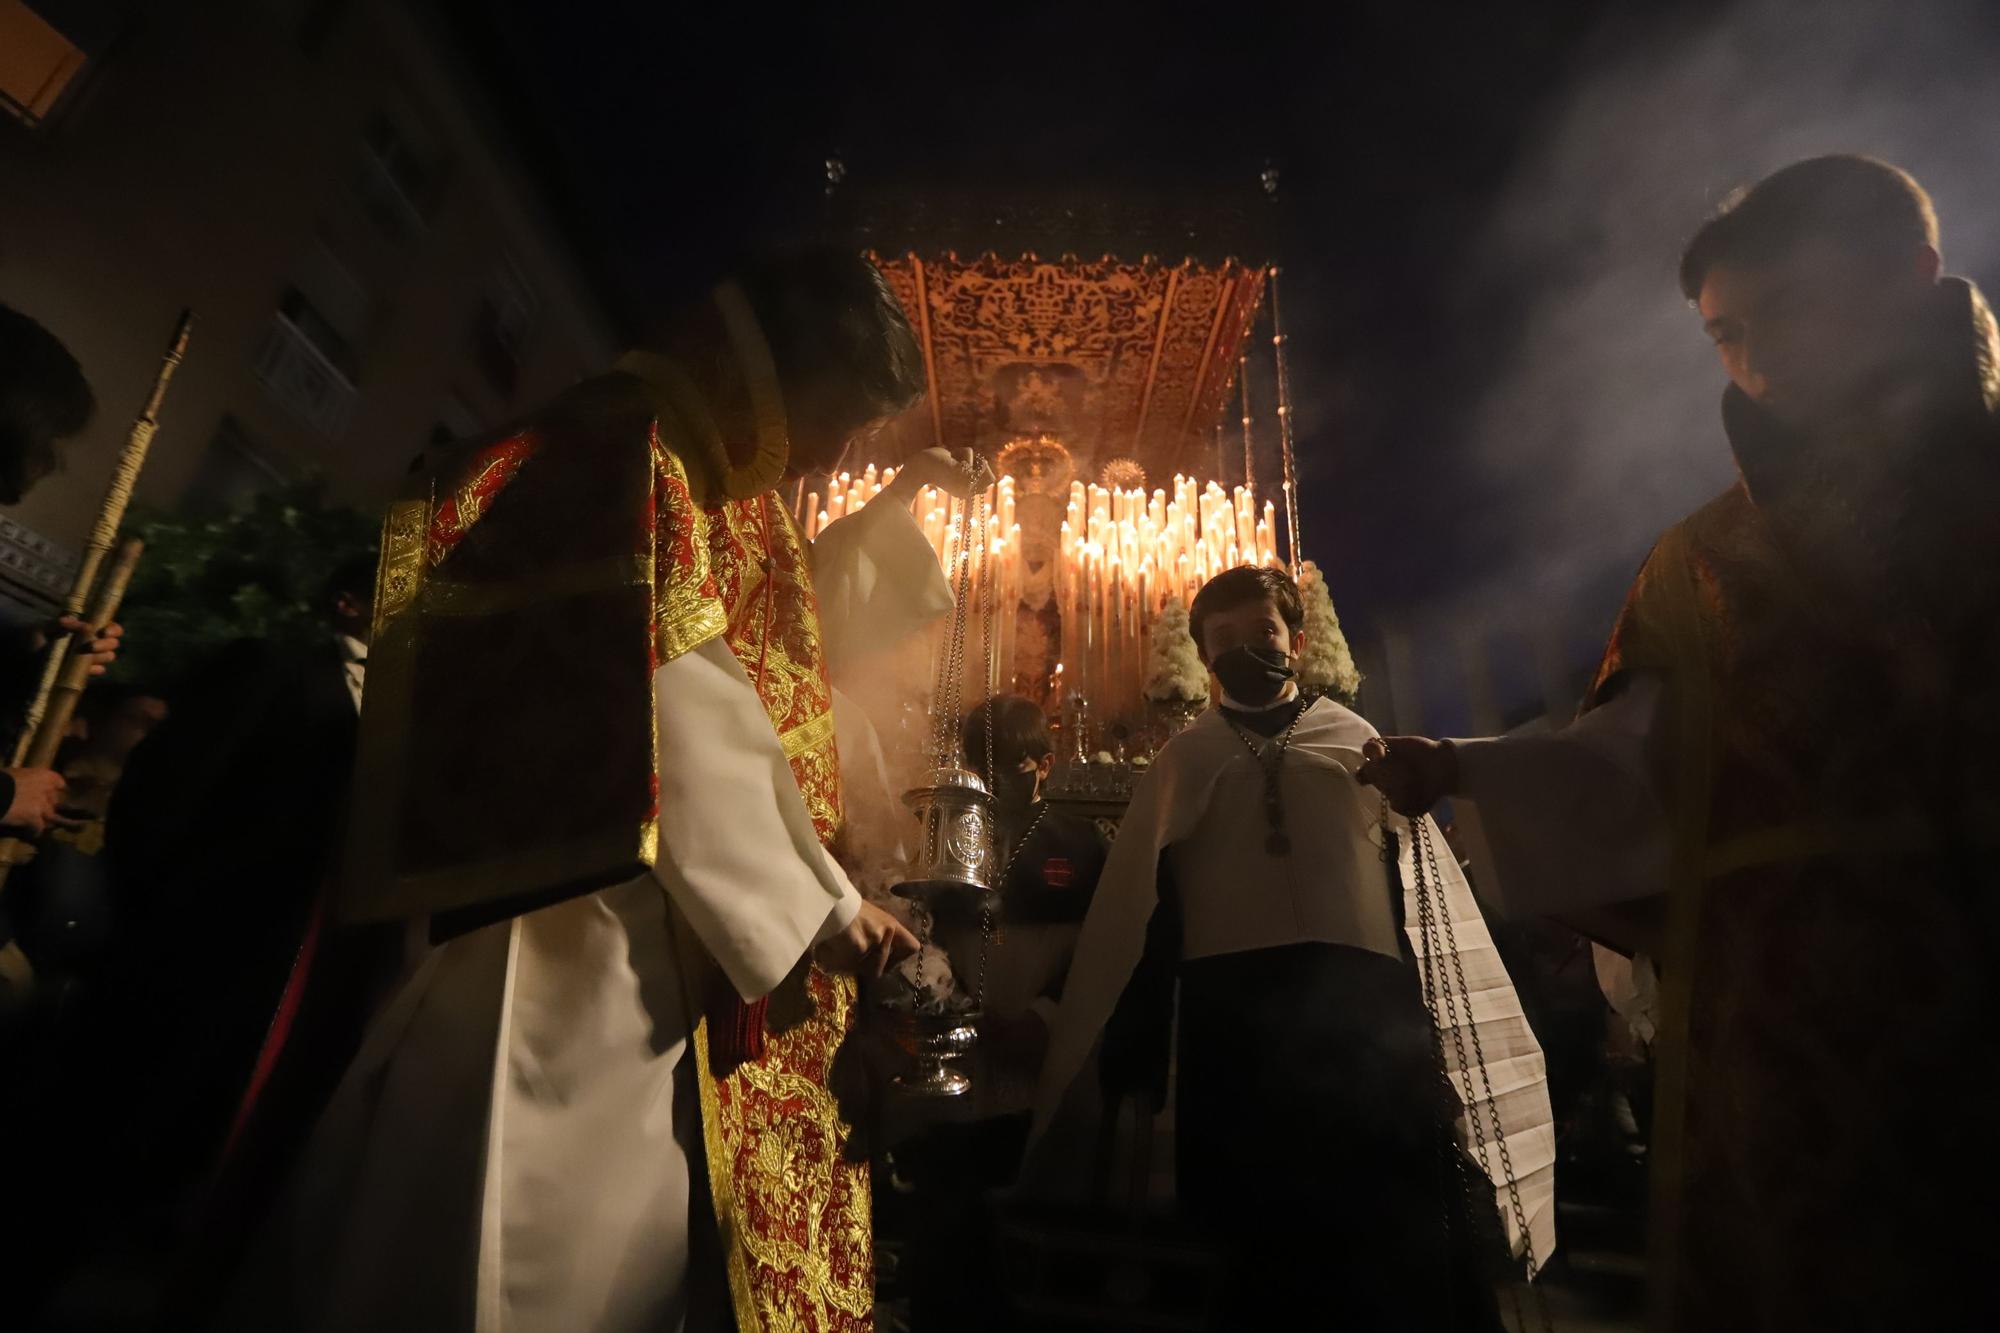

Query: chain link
[1388,804,1465,1321]
[975,798,1046,1011]
[972,471,1005,1012]
[1421,820,1546,1282]
[1222,696,1308,854]
[916,464,987,1007]
[932,483,981,767]
[1400,801,1490,1326]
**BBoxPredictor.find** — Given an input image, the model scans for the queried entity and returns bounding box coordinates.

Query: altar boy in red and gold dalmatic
[218,252,985,1333]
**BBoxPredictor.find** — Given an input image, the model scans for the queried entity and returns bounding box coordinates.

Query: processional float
[846,248,1554,1311]
[861,254,1308,1097]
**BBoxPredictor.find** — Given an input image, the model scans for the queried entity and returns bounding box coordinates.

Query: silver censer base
[890,1011,979,1098]
[888,766,998,1096]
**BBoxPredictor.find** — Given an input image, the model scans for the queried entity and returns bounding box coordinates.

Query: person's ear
[1037,752,1055,782]
[1290,628,1306,658]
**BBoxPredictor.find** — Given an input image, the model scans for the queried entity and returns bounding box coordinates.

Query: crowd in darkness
[0,303,390,1325]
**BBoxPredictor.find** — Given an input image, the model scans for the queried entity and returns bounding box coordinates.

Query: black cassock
[1098,701,1506,1331]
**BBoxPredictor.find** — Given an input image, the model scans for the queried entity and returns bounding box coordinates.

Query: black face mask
[992,766,1040,810]
[1211,644,1295,707]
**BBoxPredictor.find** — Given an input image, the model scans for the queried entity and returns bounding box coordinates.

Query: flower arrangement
[1296,560,1362,707]
[1142,600,1209,705]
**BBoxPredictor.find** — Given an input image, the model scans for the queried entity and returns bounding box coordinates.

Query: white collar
[1217,680,1301,713]
[338,634,368,664]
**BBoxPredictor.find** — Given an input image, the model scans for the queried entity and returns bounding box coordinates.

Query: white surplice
[1029,697,1558,1265]
[219,497,947,1333]
[1450,674,1670,920]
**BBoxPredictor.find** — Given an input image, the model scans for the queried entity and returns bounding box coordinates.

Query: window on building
[254,243,369,438]
[0,1,88,126]
[0,510,77,616]
[183,416,294,513]
[356,112,445,241]
[474,259,539,400]
[276,286,361,384]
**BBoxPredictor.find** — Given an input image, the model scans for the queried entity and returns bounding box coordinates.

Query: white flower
[1296,561,1362,704]
[1142,600,1210,704]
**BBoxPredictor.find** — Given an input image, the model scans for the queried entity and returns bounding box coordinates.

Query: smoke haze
[1382,0,2000,729]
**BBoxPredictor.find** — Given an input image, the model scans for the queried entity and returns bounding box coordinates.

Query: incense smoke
[1411,0,2000,722]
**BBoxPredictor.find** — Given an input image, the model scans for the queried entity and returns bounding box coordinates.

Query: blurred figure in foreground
[1363,155,2000,1330]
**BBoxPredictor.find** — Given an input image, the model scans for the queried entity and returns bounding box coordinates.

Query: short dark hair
[961,693,1052,781]
[735,248,926,431]
[0,303,96,499]
[1678,155,1939,302]
[1188,565,1304,661]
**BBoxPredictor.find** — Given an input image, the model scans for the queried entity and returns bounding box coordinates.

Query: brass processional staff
[0,310,193,894]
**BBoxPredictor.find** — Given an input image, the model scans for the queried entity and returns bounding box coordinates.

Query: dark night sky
[436,0,2000,728]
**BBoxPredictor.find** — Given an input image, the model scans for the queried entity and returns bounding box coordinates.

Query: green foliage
[108,481,378,693]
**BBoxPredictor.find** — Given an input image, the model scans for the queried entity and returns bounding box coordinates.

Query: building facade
[0,0,616,612]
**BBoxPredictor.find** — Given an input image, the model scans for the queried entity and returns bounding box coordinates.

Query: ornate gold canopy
[868,253,1267,483]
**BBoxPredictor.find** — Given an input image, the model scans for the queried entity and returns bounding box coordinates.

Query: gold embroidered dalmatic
[342,284,873,1331]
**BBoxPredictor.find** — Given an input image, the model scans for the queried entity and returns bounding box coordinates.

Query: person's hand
[29,617,122,676]
[1355,736,1459,816]
[70,618,122,676]
[883,447,995,503]
[818,899,922,979]
[2,767,80,835]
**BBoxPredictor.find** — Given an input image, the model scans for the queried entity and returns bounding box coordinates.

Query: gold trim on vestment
[659,599,729,664]
[343,490,434,923]
[374,497,432,635]
[690,1016,759,1326]
[780,708,837,761]
[650,439,732,663]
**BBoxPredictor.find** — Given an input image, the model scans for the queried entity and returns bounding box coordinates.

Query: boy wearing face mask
[1028,565,1508,1329]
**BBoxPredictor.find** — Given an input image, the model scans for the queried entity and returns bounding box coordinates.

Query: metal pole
[1269,268,1303,577]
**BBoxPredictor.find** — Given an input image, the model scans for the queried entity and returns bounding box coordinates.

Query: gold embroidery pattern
[653,431,731,662]
[780,708,837,761]
[706,495,844,841]
[374,497,432,635]
[696,487,868,1331]
[425,432,538,568]
[870,253,1266,478]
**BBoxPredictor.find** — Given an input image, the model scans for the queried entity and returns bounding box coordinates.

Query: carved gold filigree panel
[872,253,1266,480]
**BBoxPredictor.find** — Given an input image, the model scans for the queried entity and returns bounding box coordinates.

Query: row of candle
[1056,479,1278,720]
[795,467,1281,723]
